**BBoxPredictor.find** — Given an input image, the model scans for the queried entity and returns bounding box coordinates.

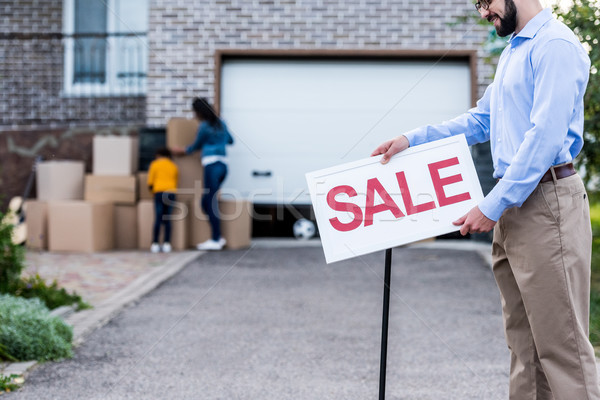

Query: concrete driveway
[6,243,508,400]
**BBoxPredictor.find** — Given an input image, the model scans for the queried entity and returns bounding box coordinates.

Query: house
[0,0,494,233]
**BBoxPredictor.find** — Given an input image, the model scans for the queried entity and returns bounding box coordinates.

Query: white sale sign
[306,135,484,263]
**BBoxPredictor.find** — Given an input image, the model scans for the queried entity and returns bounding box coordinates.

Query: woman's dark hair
[192,97,221,127]
[156,147,172,159]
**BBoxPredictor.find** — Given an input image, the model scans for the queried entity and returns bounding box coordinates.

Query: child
[147,147,178,253]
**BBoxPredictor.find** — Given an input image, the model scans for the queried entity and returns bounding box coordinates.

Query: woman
[174,97,234,250]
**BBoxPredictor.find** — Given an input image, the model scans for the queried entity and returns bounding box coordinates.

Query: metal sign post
[379,248,393,400]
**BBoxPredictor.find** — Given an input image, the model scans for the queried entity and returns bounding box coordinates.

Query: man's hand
[371,135,410,164]
[453,206,496,236]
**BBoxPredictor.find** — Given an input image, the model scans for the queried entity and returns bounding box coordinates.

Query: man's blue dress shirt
[404,8,590,221]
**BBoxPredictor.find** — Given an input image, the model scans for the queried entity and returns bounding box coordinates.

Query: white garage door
[220,58,471,205]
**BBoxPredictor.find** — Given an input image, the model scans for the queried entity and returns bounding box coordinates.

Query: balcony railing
[64,31,148,96]
[1,31,148,96]
[0,32,147,127]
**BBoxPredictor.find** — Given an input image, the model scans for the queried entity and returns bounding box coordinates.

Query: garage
[218,52,475,207]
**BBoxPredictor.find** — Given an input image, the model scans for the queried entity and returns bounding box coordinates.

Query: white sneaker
[150,242,161,253]
[196,239,224,251]
[218,237,226,248]
[162,242,172,253]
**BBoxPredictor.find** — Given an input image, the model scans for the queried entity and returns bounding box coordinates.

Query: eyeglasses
[475,1,490,11]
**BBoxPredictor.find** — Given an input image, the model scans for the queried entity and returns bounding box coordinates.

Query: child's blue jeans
[153,192,176,243]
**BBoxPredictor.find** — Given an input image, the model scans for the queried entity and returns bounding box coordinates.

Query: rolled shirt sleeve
[403,83,493,148]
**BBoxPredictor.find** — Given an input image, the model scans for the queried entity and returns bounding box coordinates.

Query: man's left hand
[453,206,496,236]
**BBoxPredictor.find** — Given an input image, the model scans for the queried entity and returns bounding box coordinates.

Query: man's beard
[493,0,518,37]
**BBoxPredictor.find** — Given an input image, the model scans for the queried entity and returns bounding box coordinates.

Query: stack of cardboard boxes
[27,137,139,253]
[87,136,139,251]
[26,160,87,251]
[24,121,251,253]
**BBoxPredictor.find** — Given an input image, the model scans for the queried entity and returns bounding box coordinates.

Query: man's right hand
[370,135,410,164]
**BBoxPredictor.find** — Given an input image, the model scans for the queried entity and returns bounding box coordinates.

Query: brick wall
[1,0,495,129]
[146,0,495,126]
[0,0,496,210]
[0,0,145,130]
[0,0,145,209]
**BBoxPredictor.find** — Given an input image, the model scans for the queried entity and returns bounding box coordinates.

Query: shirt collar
[509,8,553,42]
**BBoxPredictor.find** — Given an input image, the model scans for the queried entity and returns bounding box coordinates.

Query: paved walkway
[2,240,511,399]
[22,251,198,306]
[1,249,199,379]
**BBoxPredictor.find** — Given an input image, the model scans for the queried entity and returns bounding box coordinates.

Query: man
[372,0,598,398]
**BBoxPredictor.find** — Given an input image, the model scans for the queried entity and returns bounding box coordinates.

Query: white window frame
[62,0,148,96]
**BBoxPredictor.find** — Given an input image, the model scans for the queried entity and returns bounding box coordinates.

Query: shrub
[0,374,21,393]
[0,212,25,293]
[0,294,73,361]
[0,212,91,311]
[12,274,91,311]
[0,342,16,361]
[590,289,600,346]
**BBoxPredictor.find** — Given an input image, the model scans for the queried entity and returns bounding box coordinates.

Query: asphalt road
[7,245,509,400]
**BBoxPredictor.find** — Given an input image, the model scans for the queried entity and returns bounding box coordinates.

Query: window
[63,0,148,96]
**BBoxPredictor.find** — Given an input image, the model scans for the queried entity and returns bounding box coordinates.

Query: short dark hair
[156,147,172,158]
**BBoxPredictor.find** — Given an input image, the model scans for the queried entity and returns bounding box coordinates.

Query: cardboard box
[36,160,85,201]
[48,201,114,253]
[24,200,47,250]
[137,172,153,200]
[166,118,199,148]
[189,198,252,250]
[93,136,139,176]
[174,155,203,202]
[220,199,252,250]
[114,205,138,250]
[189,197,212,247]
[166,118,203,202]
[84,175,137,205]
[137,198,189,250]
[171,200,189,251]
[137,200,152,249]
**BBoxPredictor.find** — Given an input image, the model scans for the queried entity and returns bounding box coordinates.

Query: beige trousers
[492,174,600,400]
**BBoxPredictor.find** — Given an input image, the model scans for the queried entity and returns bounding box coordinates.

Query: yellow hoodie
[147,157,178,193]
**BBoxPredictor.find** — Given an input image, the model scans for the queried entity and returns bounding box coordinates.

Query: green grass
[589,198,600,346]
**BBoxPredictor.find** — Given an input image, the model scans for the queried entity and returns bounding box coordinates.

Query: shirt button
[497,138,501,142]
[511,48,516,52]
[498,107,502,112]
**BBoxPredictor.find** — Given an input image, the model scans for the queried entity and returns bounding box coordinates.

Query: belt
[496,163,576,184]
[539,163,576,183]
